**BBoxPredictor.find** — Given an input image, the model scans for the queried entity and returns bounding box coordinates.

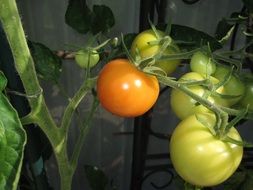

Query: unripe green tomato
[213,65,245,107]
[130,29,180,76]
[190,51,216,76]
[238,81,253,111]
[130,29,164,58]
[155,46,181,76]
[75,49,100,69]
[170,72,212,120]
[170,72,227,120]
[170,113,243,187]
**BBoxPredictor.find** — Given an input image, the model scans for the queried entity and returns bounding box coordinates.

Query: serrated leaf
[0,71,7,91]
[91,5,115,34]
[84,165,109,190]
[29,41,62,82]
[65,0,93,34]
[0,92,26,190]
[169,24,222,51]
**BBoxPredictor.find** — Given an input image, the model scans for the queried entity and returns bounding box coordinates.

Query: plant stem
[0,1,74,190]
[60,78,97,133]
[70,97,99,169]
[156,75,229,137]
[0,0,60,141]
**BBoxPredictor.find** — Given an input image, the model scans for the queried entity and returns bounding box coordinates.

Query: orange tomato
[97,59,159,117]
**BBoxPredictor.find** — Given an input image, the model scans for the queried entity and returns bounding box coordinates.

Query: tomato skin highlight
[170,114,243,187]
[97,59,159,117]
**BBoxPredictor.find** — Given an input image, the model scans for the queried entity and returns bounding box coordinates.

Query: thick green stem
[0,1,73,190]
[0,0,59,140]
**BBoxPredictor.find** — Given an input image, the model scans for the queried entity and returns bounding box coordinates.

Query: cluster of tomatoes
[75,28,252,188]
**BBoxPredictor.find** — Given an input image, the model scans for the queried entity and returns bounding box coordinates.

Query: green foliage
[65,0,93,34]
[28,41,62,82]
[0,71,7,90]
[90,5,115,34]
[169,24,222,51]
[84,165,109,190]
[0,71,26,190]
[65,0,115,34]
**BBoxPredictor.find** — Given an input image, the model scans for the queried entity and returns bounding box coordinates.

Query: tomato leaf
[91,5,115,35]
[65,0,115,34]
[165,24,222,51]
[0,74,26,189]
[65,0,93,34]
[84,165,109,190]
[0,71,7,91]
[28,41,62,82]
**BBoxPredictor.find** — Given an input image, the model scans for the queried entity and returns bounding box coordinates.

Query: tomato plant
[213,65,245,107]
[97,59,159,117]
[170,113,243,187]
[1,0,253,189]
[130,29,180,75]
[75,49,100,69]
[190,51,216,75]
[170,72,225,119]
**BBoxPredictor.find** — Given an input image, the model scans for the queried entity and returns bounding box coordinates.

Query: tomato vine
[0,0,253,189]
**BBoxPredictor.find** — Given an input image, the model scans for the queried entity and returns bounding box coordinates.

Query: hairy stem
[156,75,229,137]
[0,1,73,190]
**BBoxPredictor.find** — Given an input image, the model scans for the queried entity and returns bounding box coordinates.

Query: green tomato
[130,29,180,75]
[170,113,243,187]
[238,81,253,111]
[170,72,223,120]
[130,29,165,58]
[154,47,181,76]
[213,65,245,107]
[190,51,216,75]
[75,49,99,69]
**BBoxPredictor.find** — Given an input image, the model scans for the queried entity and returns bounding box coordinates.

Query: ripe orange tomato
[97,59,159,117]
